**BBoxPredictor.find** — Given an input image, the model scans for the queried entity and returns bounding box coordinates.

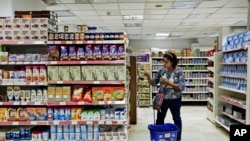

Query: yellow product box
[81,66,93,81]
[69,66,81,81]
[112,86,125,101]
[92,87,104,101]
[58,66,70,81]
[7,108,18,121]
[0,108,7,121]
[47,66,58,81]
[92,66,104,81]
[47,86,56,102]
[103,66,115,80]
[62,86,71,102]
[55,87,63,102]
[114,65,125,80]
[13,18,21,30]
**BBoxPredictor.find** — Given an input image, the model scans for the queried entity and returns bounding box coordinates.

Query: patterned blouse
[153,68,185,99]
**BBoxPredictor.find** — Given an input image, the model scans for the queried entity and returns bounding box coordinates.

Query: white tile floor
[128,106,229,141]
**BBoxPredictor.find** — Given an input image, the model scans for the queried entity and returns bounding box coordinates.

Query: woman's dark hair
[163,52,178,68]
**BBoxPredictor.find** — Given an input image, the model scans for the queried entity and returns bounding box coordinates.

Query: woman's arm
[144,70,162,86]
[163,69,185,91]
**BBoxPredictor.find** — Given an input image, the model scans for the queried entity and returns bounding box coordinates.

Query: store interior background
[1,0,249,140]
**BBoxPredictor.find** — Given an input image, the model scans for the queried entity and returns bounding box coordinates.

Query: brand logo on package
[230,125,250,141]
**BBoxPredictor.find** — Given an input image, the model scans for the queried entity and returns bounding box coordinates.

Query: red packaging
[85,45,93,60]
[83,88,92,103]
[68,46,76,60]
[72,86,84,102]
[60,46,69,61]
[93,45,102,60]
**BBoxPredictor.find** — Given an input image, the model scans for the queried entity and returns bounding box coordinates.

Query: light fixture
[124,23,143,27]
[155,4,163,8]
[188,13,210,19]
[156,33,170,36]
[172,1,200,9]
[123,15,144,20]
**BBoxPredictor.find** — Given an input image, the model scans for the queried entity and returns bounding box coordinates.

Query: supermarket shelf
[0,40,46,45]
[219,86,246,95]
[220,111,246,125]
[138,98,150,100]
[207,56,215,62]
[208,77,214,83]
[221,47,247,53]
[47,60,125,65]
[182,99,207,102]
[185,77,208,80]
[152,70,158,72]
[207,87,215,93]
[0,101,47,106]
[215,119,230,131]
[138,104,150,107]
[0,61,47,65]
[221,62,247,65]
[182,70,208,72]
[185,84,208,86]
[207,97,214,106]
[0,120,126,126]
[151,57,163,59]
[179,57,208,59]
[219,96,246,109]
[220,74,247,79]
[207,66,215,72]
[182,91,209,94]
[0,81,47,86]
[47,101,126,106]
[152,91,158,93]
[179,63,208,66]
[47,40,125,44]
[48,80,124,85]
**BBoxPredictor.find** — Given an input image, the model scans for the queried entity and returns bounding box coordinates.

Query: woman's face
[162,58,173,70]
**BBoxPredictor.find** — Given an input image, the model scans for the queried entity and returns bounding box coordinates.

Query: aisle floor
[129,106,229,141]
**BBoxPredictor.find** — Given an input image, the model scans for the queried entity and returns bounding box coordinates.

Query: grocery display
[0,29,129,140]
[151,48,210,103]
[214,31,250,131]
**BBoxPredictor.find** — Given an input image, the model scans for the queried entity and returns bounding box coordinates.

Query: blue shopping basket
[148,123,179,141]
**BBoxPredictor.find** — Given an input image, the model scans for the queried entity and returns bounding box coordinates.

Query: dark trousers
[156,98,182,140]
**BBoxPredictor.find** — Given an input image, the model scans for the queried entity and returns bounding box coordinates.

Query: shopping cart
[148,110,179,141]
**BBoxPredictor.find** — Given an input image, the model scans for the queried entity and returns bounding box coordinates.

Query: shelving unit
[0,36,129,140]
[214,31,250,131]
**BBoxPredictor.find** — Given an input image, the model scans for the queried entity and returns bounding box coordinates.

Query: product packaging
[69,46,77,60]
[93,45,102,60]
[69,66,81,81]
[85,45,93,60]
[47,66,58,81]
[58,66,70,81]
[81,66,93,80]
[60,46,69,61]
[77,47,85,60]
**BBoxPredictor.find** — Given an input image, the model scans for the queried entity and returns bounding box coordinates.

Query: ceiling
[44,0,248,40]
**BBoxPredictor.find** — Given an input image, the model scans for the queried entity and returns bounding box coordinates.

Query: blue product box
[50,125,57,133]
[81,132,87,140]
[244,31,250,35]
[233,52,238,58]
[234,57,240,62]
[227,45,233,50]
[53,108,60,120]
[63,132,70,140]
[63,125,69,133]
[243,34,250,41]
[75,132,81,140]
[69,125,75,133]
[233,35,238,40]
[236,43,241,49]
[229,40,234,45]
[57,132,63,140]
[80,125,87,132]
[93,132,99,140]
[227,35,233,41]
[238,33,244,38]
[234,39,239,45]
[242,41,249,48]
[70,133,75,140]
[238,51,243,57]
[221,46,226,51]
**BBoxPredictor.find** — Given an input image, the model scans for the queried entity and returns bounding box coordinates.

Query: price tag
[76,41,82,44]
[50,61,57,64]
[29,82,36,85]
[31,121,37,125]
[1,62,7,64]
[13,122,19,125]
[35,102,41,105]
[66,41,72,44]
[98,101,104,105]
[80,61,87,64]
[9,62,15,64]
[98,120,104,125]
[18,41,24,44]
[55,41,61,44]
[0,102,2,105]
[21,102,27,105]
[54,121,59,125]
[23,62,29,64]
[60,102,66,105]
[106,121,112,125]
[87,121,92,125]
[13,102,19,105]
[57,81,63,84]
[93,81,100,84]
[72,121,77,125]
[78,101,84,105]
[32,62,38,64]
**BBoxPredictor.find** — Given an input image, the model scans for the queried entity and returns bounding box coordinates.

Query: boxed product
[0,31,4,41]
[69,66,81,81]
[103,66,115,80]
[13,18,21,30]
[114,65,125,80]
[4,19,12,30]
[47,86,56,102]
[40,30,48,40]
[112,87,125,101]
[0,108,7,121]
[7,108,18,121]
[36,107,47,120]
[55,87,63,102]
[62,86,71,102]
[31,30,39,40]
[0,19,3,30]
[21,18,31,30]
[31,18,40,30]
[58,66,70,81]
[26,108,37,121]
[40,18,48,30]
[92,87,104,101]
[4,30,12,40]
[13,30,22,41]
[48,66,58,81]
[92,66,104,81]
[81,66,93,81]
[17,107,27,121]
[103,87,112,101]
[21,30,31,40]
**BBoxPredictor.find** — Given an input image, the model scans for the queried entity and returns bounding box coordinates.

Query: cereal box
[0,108,7,121]
[26,108,37,121]
[92,66,104,81]
[92,87,104,101]
[48,66,58,81]
[69,66,81,81]
[7,108,18,121]
[81,66,92,81]
[58,66,70,81]
[36,107,47,120]
[112,87,125,101]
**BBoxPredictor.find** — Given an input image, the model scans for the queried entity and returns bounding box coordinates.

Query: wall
[12,0,46,11]
[130,39,196,49]
[0,0,12,17]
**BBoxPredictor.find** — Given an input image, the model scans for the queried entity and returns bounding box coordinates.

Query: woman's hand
[144,71,150,79]
[162,78,170,86]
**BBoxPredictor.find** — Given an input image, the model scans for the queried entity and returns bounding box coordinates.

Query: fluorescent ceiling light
[124,23,143,27]
[123,15,144,20]
[172,1,200,9]
[181,22,197,26]
[128,34,141,36]
[156,33,170,36]
[188,13,210,19]
[56,10,75,17]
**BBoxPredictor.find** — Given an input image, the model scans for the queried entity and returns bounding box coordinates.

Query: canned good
[59,33,64,40]
[48,33,54,41]
[54,33,59,40]
[64,33,69,40]
[75,33,80,40]
[70,32,75,40]
[80,33,85,40]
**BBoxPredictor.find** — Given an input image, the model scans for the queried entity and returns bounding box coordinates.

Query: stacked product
[137,63,150,106]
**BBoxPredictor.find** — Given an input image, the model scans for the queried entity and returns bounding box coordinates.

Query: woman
[144,52,185,141]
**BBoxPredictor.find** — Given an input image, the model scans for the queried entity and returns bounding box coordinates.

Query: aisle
[129,106,229,141]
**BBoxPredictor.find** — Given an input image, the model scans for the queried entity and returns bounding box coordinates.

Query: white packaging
[42,89,47,102]
[81,132,87,140]
[31,30,39,40]
[40,18,48,30]
[4,30,12,40]
[75,125,81,133]
[36,89,43,101]
[30,89,36,102]
[87,132,93,140]
[4,19,12,30]
[63,133,69,140]
[13,30,22,41]
[75,133,81,140]
[31,18,40,30]
[21,30,31,40]
[57,125,63,133]
[13,18,21,30]
[0,31,4,40]
[21,18,31,30]
[40,30,48,40]
[0,19,3,30]
[50,133,56,140]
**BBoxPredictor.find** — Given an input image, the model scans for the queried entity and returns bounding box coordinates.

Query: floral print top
[153,68,185,99]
